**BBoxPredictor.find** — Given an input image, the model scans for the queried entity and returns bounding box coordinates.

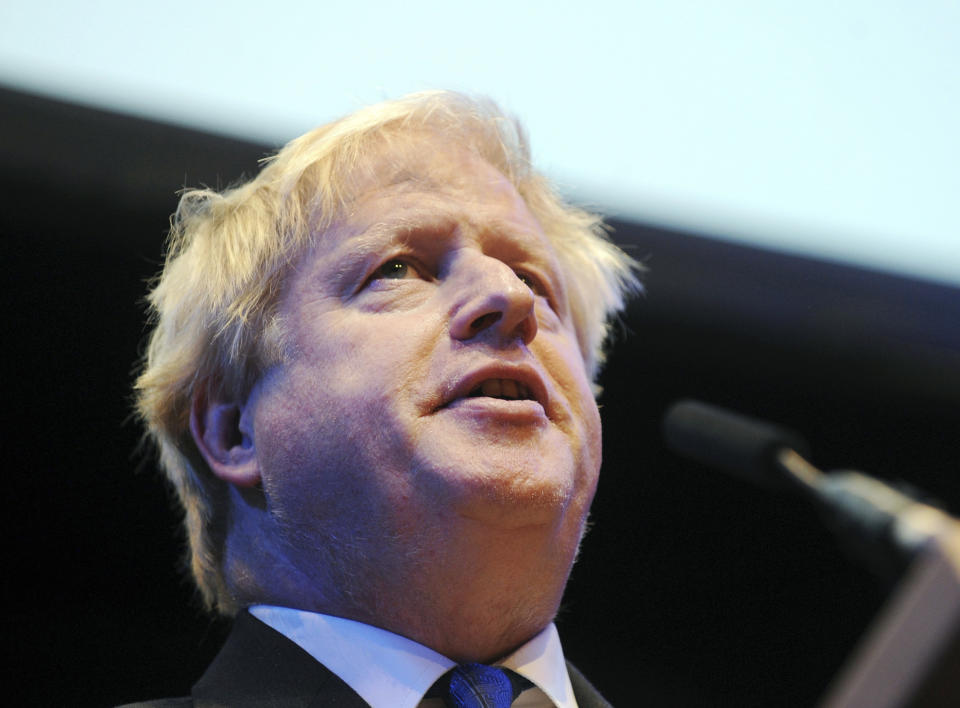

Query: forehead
[314,135,559,266]
[347,130,514,199]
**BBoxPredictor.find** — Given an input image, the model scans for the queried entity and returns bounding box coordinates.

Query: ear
[190,385,261,488]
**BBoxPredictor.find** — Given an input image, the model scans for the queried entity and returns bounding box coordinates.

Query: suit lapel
[566,661,614,708]
[192,611,369,707]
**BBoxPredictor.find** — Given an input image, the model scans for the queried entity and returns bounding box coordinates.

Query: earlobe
[190,387,262,488]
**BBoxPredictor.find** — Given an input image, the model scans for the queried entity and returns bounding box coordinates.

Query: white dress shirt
[250,605,578,708]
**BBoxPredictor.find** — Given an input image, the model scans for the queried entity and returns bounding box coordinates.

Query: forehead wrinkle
[311,157,564,293]
[347,166,449,210]
[381,169,446,193]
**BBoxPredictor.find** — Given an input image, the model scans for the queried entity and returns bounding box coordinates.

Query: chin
[431,452,592,529]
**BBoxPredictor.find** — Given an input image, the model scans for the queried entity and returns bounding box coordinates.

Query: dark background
[4,86,959,706]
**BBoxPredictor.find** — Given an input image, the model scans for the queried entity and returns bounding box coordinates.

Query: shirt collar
[249,605,576,708]
[497,622,577,708]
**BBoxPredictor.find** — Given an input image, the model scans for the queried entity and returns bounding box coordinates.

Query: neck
[229,509,582,662]
[364,520,576,662]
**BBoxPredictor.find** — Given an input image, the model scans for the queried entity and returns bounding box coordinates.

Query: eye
[514,269,546,297]
[360,257,431,293]
[515,268,563,317]
[375,259,413,280]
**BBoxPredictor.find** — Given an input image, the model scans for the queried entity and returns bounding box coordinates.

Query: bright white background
[1,1,957,285]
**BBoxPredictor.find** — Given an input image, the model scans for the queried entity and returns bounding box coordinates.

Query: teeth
[477,379,531,400]
[480,380,502,398]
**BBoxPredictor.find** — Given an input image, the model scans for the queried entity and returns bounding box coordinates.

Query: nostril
[470,312,501,332]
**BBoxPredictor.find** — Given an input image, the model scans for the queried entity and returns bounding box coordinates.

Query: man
[132,91,639,707]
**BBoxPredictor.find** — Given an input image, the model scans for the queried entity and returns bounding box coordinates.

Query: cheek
[539,335,603,467]
[252,378,384,542]
[579,395,603,493]
[251,340,424,509]
[252,373,335,506]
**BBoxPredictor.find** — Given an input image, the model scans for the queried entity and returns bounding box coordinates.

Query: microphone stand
[821,523,960,707]
[772,451,960,708]
[663,401,960,707]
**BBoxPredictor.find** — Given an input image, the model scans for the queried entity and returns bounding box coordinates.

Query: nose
[448,253,538,345]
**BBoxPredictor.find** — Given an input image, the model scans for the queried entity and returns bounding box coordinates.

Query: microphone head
[662,399,811,489]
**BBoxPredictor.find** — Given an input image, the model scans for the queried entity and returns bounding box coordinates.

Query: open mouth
[437,364,550,416]
[467,378,535,401]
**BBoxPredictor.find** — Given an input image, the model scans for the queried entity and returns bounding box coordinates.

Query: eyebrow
[325,224,398,285]
[320,207,563,299]
[323,216,446,289]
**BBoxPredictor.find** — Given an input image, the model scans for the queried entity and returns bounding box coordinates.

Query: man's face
[246,137,602,604]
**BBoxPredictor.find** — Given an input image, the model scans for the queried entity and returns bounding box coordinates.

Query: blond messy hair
[135,91,641,613]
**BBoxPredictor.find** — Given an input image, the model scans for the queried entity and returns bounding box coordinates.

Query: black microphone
[662,399,810,490]
[661,399,954,577]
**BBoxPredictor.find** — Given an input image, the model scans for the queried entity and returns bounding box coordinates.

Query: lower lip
[441,397,548,422]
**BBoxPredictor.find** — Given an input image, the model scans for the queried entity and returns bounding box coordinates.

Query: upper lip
[440,362,550,413]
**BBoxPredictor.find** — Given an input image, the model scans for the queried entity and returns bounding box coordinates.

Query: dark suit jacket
[121,612,613,707]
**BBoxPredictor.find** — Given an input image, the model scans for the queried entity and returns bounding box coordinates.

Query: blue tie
[441,663,529,708]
